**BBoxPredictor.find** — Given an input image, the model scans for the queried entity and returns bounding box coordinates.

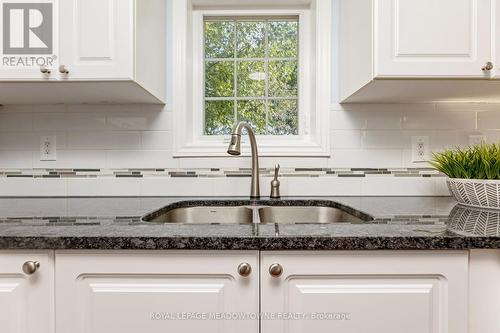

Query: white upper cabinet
[339,0,500,103]
[0,0,165,104]
[58,0,133,80]
[0,252,54,333]
[261,251,468,333]
[376,0,492,78]
[56,251,259,333]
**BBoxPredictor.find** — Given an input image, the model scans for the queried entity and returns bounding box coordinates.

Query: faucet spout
[227,122,260,199]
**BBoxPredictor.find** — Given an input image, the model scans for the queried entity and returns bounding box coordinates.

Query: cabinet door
[0,251,54,333]
[376,0,492,78]
[56,251,259,333]
[261,251,468,333]
[58,0,133,79]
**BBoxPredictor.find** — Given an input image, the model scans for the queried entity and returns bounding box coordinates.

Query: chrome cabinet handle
[58,65,69,74]
[482,62,494,71]
[40,66,51,74]
[22,261,40,275]
[269,263,283,277]
[238,263,252,277]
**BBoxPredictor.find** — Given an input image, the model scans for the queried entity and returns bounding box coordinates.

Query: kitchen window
[171,0,331,157]
[204,17,299,136]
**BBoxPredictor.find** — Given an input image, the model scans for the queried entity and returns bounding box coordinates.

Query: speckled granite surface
[0,196,498,250]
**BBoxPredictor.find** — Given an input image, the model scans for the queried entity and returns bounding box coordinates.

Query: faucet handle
[270,164,281,199]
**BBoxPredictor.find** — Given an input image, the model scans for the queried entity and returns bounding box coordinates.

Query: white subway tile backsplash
[107,110,172,131]
[0,132,66,150]
[478,111,500,130]
[140,178,214,196]
[330,109,403,130]
[0,102,494,196]
[177,157,329,169]
[435,178,450,196]
[287,177,362,196]
[361,131,410,149]
[68,131,141,149]
[0,178,66,196]
[482,130,500,143]
[67,178,140,196]
[106,150,178,169]
[0,113,33,131]
[32,150,106,169]
[331,130,361,149]
[0,132,41,150]
[328,149,404,168]
[211,176,277,197]
[0,151,33,168]
[361,177,436,196]
[34,113,107,131]
[403,111,476,130]
[141,131,172,149]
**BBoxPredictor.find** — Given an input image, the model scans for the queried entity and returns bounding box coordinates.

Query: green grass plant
[430,143,500,180]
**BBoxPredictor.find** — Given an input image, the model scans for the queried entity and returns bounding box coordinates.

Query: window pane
[268,99,298,135]
[203,17,300,136]
[237,61,266,97]
[237,21,266,58]
[205,21,235,59]
[237,100,266,135]
[269,60,298,97]
[205,61,234,97]
[205,100,234,135]
[268,21,298,58]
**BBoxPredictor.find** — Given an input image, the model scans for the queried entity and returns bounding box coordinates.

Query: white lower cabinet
[469,250,500,333]
[0,251,54,333]
[3,250,495,333]
[55,251,259,333]
[261,251,469,333]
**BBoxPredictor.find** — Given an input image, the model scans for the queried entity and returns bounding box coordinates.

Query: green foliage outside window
[204,18,299,136]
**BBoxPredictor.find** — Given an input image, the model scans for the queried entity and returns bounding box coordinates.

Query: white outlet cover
[40,136,57,161]
[411,136,430,162]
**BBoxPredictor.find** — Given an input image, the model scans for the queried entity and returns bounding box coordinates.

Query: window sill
[173,137,330,157]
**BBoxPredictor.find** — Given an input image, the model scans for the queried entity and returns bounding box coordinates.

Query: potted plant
[430,143,500,209]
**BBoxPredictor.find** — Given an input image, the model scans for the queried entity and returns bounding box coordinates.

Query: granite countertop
[0,196,499,250]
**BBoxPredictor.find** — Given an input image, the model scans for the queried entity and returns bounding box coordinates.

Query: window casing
[171,0,331,157]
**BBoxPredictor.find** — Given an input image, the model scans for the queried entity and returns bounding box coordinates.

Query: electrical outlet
[468,134,486,146]
[40,136,57,161]
[411,136,430,162]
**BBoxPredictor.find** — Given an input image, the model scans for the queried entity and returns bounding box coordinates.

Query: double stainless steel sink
[142,200,373,224]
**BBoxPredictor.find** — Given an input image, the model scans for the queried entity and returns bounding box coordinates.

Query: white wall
[0,102,497,197]
[0,102,494,170]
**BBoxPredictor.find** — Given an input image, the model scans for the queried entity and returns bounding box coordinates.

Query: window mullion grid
[264,19,270,135]
[233,20,238,125]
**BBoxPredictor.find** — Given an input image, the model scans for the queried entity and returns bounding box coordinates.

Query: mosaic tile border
[0,167,445,179]
[0,215,448,226]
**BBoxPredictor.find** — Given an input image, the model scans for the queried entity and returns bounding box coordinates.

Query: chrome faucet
[270,164,281,199]
[227,122,260,199]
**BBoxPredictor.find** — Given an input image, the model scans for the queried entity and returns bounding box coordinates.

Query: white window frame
[171,0,331,157]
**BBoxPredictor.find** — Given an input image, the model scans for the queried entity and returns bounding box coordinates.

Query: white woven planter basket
[447,178,500,209]
[448,205,500,236]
